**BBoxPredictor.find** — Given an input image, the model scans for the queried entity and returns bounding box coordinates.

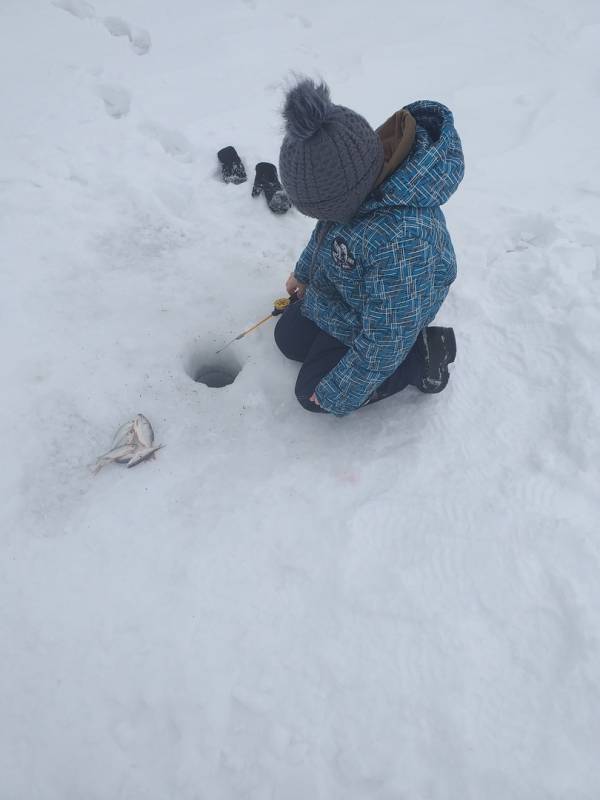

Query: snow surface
[1,0,600,797]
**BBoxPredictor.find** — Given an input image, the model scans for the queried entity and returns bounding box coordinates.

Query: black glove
[252,162,291,214]
[217,146,247,184]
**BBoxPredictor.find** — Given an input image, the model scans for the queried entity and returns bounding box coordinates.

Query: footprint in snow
[504,211,561,252]
[102,16,152,55]
[285,11,312,28]
[141,123,195,163]
[52,1,151,55]
[52,0,95,19]
[97,85,131,119]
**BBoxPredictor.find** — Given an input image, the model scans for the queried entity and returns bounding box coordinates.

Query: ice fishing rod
[216,292,298,354]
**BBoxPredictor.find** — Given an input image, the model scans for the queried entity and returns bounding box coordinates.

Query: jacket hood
[362,101,464,213]
[374,108,417,186]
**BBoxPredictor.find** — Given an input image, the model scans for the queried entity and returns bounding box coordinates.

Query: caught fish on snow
[132,413,155,449]
[92,443,138,474]
[111,419,136,449]
[126,444,164,468]
[93,413,163,473]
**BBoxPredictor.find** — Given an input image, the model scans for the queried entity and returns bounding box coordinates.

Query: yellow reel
[273,297,292,314]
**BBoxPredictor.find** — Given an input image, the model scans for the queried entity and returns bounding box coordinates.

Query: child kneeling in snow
[274,78,464,416]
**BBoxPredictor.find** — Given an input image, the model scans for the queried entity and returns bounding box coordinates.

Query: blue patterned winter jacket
[293,101,464,416]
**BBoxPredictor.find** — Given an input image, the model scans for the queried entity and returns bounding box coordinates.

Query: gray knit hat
[279,78,384,223]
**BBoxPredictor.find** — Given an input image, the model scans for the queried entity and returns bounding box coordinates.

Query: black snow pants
[274,301,421,413]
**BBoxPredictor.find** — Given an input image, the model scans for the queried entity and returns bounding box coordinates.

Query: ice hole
[194,366,237,388]
[184,346,241,388]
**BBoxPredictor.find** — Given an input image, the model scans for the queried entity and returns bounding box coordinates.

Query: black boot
[252,162,291,214]
[413,327,456,394]
[217,146,247,184]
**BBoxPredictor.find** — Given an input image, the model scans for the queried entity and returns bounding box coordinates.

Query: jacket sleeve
[293,225,319,285]
[315,238,428,416]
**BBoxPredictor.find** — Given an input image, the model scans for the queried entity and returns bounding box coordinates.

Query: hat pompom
[283,78,335,141]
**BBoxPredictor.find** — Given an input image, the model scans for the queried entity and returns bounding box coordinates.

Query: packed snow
[1,0,600,797]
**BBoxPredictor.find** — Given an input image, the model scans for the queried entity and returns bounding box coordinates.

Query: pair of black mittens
[217,147,291,215]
